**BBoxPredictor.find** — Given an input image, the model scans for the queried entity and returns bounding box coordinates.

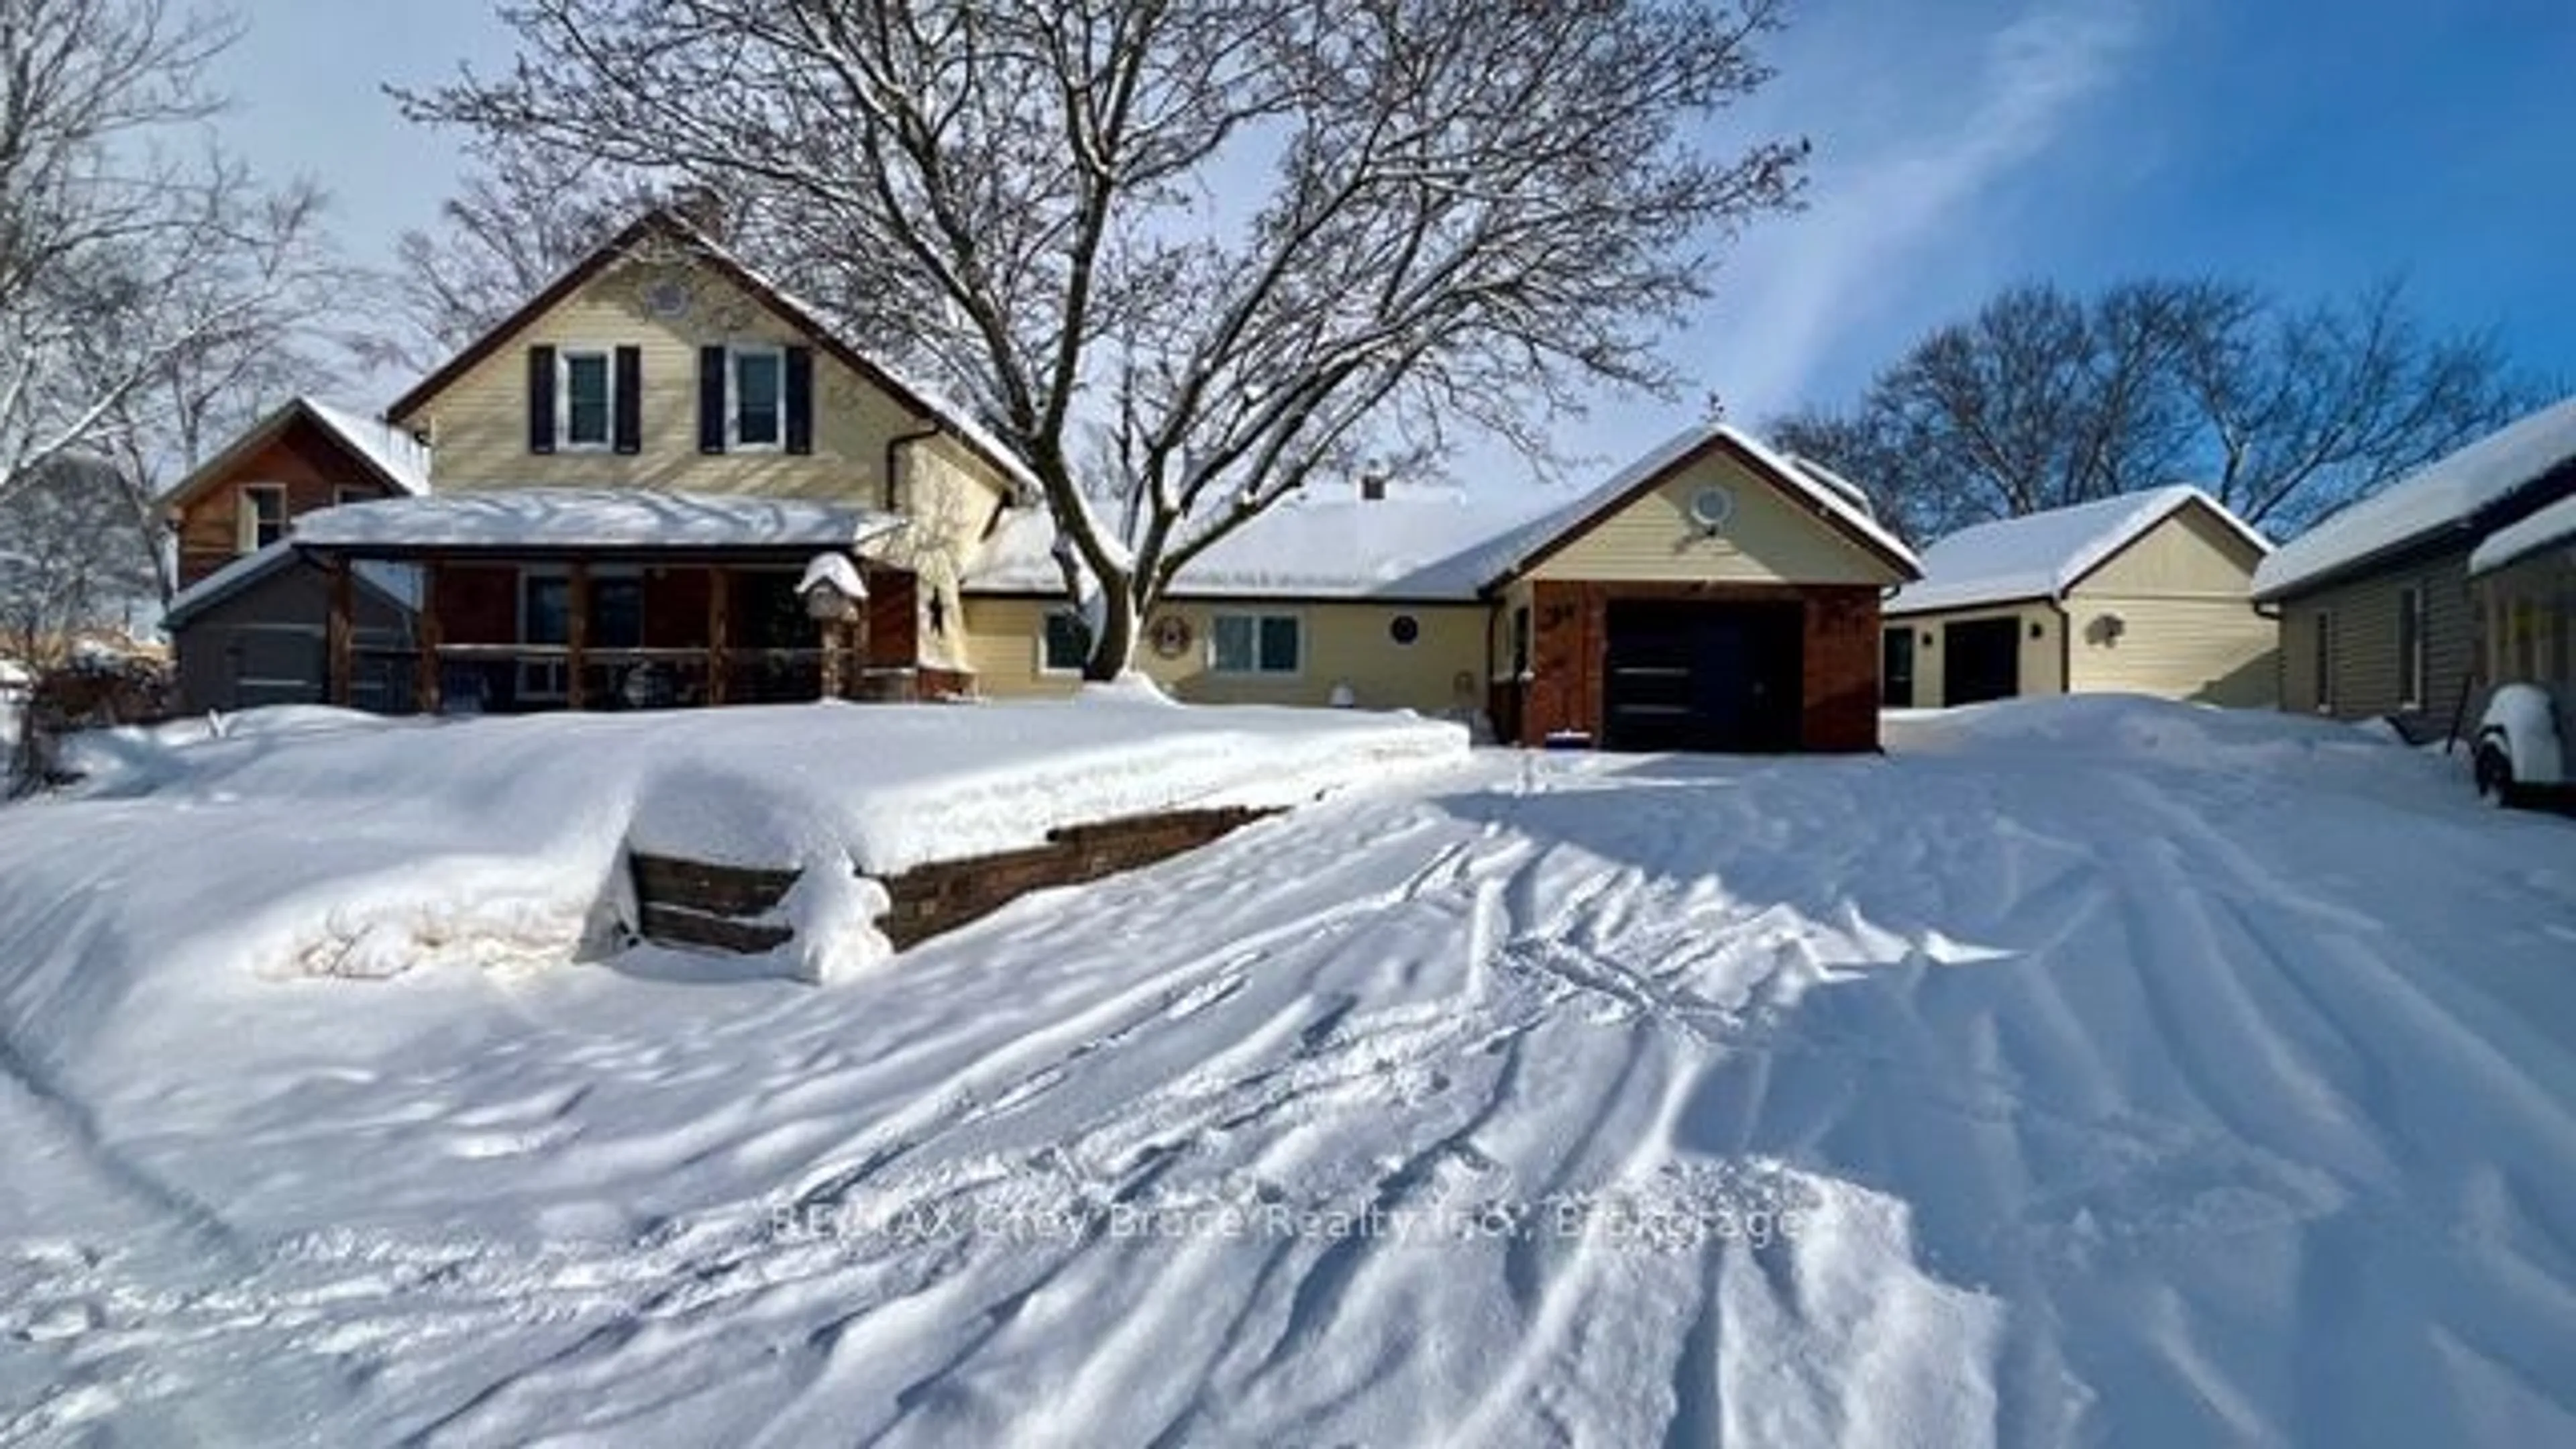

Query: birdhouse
[798,553,867,623]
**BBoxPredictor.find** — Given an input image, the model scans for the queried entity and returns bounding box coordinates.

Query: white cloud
[1694,0,2153,421]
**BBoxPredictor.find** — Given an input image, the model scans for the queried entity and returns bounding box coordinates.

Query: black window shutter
[612,346,643,454]
[527,345,557,454]
[698,345,729,454]
[784,347,815,455]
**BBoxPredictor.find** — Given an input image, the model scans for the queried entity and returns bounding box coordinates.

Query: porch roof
[290,488,904,559]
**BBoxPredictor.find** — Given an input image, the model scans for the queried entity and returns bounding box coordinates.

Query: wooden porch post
[705,566,731,706]
[566,561,590,712]
[413,558,443,715]
[325,555,354,708]
[820,624,845,701]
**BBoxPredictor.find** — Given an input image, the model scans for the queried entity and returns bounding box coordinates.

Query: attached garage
[1489,428,1921,753]
[1602,598,1804,751]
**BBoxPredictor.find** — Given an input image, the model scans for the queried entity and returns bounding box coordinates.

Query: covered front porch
[294,490,941,714]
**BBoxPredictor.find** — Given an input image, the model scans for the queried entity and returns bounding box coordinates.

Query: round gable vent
[1687,484,1735,533]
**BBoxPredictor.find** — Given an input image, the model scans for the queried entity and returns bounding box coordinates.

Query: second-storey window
[237,484,287,553]
[561,350,613,449]
[733,347,784,449]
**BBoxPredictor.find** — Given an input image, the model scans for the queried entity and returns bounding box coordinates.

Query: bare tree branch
[401,0,1807,677]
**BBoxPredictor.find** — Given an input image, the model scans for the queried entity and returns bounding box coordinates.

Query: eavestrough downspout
[883,418,944,515]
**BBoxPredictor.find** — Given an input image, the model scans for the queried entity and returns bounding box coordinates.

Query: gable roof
[963,423,1920,601]
[157,396,433,512]
[1888,486,2268,617]
[1475,424,1920,589]
[383,209,1038,495]
[161,543,423,629]
[2251,394,2576,601]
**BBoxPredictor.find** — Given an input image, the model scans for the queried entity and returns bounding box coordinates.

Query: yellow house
[963,427,1922,751]
[1885,486,2276,710]
[168,206,1927,750]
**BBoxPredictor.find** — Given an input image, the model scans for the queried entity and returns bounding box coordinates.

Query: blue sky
[210,0,2575,466]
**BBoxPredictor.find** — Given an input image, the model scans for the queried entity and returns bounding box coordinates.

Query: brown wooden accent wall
[1515,580,1886,753]
[867,569,920,667]
[174,416,404,587]
[642,566,712,648]
[436,566,521,643]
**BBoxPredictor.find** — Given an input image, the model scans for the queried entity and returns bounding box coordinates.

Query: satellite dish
[1688,485,1735,533]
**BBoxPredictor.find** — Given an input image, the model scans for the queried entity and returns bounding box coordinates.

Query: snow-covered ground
[3,696,2573,1444]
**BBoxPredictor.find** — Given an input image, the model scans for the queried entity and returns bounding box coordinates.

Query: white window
[2396,584,2425,708]
[560,350,614,449]
[731,345,784,450]
[1212,612,1301,676]
[1040,608,1091,674]
[2312,610,2334,712]
[237,484,287,553]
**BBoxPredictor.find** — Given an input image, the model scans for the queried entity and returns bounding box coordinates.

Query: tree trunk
[1082,574,1141,682]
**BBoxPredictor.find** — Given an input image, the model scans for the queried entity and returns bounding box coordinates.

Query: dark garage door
[1603,599,1805,752]
[1941,617,2022,705]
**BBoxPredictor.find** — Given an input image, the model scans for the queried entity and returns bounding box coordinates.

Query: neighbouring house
[1882,486,2276,710]
[963,426,1921,751]
[161,396,433,711]
[168,204,1922,751]
[2253,395,2576,733]
[2465,492,2576,788]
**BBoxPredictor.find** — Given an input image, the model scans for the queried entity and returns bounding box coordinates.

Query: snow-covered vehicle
[2473,682,2569,807]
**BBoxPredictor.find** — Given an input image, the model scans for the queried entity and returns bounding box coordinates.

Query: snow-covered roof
[301,399,433,496]
[157,396,433,511]
[967,424,1917,600]
[162,543,425,629]
[1890,486,2267,617]
[291,489,904,555]
[2253,395,2576,600]
[969,484,1562,600]
[2469,490,2576,577]
[1464,425,1918,588]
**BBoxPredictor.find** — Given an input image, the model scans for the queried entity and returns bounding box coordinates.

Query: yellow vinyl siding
[963,596,1488,714]
[393,250,1022,674]
[1888,602,2064,707]
[2071,502,2265,596]
[395,258,929,504]
[2064,597,2277,706]
[2275,549,2477,720]
[1525,451,1900,588]
[2060,504,2275,706]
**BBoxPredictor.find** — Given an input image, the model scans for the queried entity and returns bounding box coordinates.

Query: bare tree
[358,141,650,376]
[0,0,344,570]
[0,455,160,669]
[1776,276,2535,543]
[403,0,1808,677]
